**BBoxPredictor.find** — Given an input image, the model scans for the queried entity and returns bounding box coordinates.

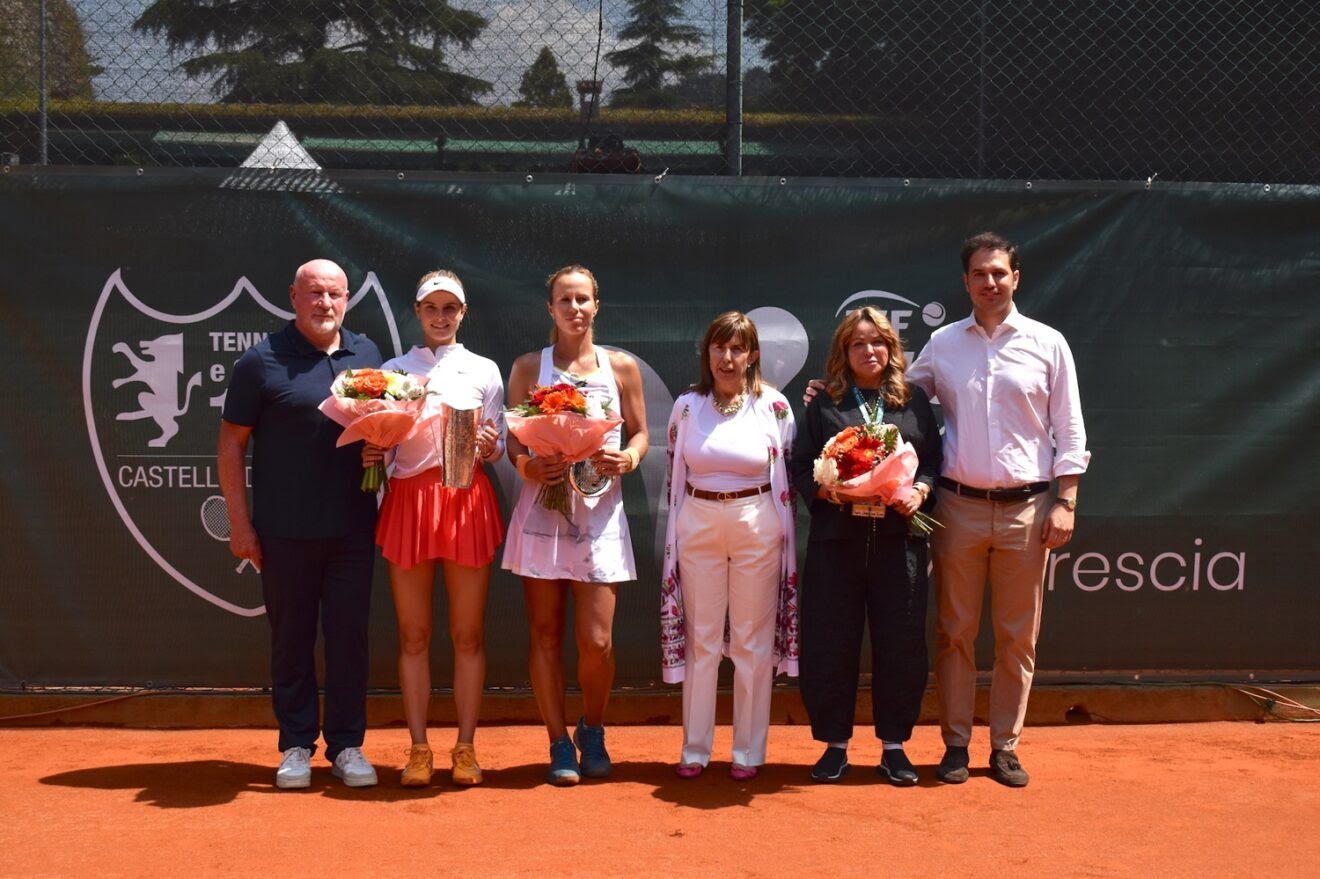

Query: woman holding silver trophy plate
[501,265,649,786]
[362,270,505,788]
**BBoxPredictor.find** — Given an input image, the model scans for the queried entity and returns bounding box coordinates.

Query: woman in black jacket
[789,305,942,785]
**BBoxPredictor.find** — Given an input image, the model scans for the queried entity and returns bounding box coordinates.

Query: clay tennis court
[5,721,1317,877]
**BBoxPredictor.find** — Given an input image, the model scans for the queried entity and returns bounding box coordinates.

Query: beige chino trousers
[932,487,1052,752]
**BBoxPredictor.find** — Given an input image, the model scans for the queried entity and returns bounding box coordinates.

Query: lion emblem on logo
[111,334,203,448]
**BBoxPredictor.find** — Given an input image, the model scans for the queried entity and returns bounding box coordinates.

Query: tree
[515,47,572,109]
[133,0,491,105]
[744,0,905,114]
[0,0,99,101]
[605,0,710,108]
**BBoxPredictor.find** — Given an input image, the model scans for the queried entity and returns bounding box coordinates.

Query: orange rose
[349,371,389,398]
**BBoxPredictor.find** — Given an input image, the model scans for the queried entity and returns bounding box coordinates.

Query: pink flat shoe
[729,764,759,781]
[675,763,704,779]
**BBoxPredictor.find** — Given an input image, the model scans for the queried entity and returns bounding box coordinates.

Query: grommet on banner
[779,177,787,186]
[1025,181,1033,190]
[1263,184,1271,193]
[525,174,534,184]
[903,178,911,186]
[136,168,144,176]
[653,167,669,184]
[396,172,405,181]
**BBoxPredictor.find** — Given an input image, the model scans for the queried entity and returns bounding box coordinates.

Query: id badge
[851,503,886,519]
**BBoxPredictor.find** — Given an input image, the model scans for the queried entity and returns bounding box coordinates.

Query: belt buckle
[715,490,734,502]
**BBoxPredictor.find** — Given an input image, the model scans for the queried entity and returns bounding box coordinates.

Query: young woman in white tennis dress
[502,265,649,786]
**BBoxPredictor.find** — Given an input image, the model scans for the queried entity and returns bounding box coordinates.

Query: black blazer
[789,383,942,543]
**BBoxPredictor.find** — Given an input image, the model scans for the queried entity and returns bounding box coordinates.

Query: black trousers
[799,534,929,744]
[259,533,375,760]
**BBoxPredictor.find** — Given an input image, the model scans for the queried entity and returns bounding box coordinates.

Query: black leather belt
[686,483,772,502]
[938,477,1049,502]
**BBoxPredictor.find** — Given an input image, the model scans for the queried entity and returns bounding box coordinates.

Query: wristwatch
[1053,496,1078,512]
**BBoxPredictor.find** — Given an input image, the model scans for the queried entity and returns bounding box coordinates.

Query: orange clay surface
[4,722,1318,878]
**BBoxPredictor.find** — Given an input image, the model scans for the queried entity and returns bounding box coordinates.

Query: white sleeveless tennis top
[500,347,636,583]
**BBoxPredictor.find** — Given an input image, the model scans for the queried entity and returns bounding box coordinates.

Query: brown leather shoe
[400,744,434,787]
[936,745,970,784]
[451,742,483,785]
[989,749,1031,788]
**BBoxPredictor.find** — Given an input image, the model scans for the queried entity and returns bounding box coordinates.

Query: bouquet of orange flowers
[505,382,621,513]
[510,382,592,417]
[319,368,431,492]
[813,422,940,536]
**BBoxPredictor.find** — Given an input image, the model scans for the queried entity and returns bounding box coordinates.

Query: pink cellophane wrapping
[832,438,921,506]
[318,378,435,449]
[504,411,623,462]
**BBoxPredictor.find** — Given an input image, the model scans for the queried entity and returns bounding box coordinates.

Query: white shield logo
[82,269,402,616]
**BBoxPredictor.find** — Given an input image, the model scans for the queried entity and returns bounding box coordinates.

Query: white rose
[813,456,839,486]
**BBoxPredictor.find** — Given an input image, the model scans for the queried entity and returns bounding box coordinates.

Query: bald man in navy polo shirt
[217,259,383,789]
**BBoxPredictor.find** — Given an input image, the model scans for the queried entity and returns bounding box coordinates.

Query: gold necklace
[712,389,746,416]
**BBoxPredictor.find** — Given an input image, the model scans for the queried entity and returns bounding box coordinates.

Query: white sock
[882,741,904,751]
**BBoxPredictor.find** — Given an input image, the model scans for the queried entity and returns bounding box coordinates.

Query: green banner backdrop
[1,169,1316,689]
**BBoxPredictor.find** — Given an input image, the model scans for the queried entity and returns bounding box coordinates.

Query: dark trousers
[259,533,374,760]
[799,534,929,744]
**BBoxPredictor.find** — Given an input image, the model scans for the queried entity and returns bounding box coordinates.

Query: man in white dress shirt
[907,232,1089,787]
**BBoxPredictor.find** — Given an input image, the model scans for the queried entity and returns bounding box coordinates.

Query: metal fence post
[725,0,743,176]
[38,0,49,165]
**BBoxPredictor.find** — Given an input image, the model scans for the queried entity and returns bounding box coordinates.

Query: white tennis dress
[500,346,637,583]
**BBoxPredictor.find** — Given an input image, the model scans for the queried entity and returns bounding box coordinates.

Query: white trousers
[676,492,782,767]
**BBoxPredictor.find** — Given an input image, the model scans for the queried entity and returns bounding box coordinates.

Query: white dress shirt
[683,394,774,492]
[907,306,1089,489]
[380,343,505,480]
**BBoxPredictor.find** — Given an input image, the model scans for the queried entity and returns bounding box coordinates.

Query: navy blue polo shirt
[222,321,383,540]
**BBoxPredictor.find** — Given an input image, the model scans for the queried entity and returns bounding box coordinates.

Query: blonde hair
[417,268,463,289]
[823,306,911,409]
[691,311,764,397]
[545,265,599,344]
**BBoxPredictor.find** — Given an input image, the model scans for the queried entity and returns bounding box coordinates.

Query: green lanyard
[851,386,884,426]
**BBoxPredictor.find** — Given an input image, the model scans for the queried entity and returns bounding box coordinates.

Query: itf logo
[836,289,947,358]
[83,269,401,616]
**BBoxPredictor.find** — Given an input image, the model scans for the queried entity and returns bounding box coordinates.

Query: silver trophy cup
[437,402,482,489]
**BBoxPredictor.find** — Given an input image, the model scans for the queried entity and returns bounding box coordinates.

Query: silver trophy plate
[568,458,613,498]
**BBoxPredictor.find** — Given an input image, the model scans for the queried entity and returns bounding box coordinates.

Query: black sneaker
[989,749,1030,788]
[877,749,918,786]
[936,745,970,784]
[810,746,850,783]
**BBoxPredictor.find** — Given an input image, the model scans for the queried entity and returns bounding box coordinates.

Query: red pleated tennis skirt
[376,466,504,569]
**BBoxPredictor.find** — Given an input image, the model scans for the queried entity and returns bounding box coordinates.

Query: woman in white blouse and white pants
[660,311,799,780]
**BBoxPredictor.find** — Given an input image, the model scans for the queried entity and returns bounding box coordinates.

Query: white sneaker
[330,747,378,787]
[275,746,312,789]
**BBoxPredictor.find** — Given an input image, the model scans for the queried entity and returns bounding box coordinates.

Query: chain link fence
[0,1,1315,181]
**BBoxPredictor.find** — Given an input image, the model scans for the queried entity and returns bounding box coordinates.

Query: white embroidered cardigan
[659,388,800,684]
